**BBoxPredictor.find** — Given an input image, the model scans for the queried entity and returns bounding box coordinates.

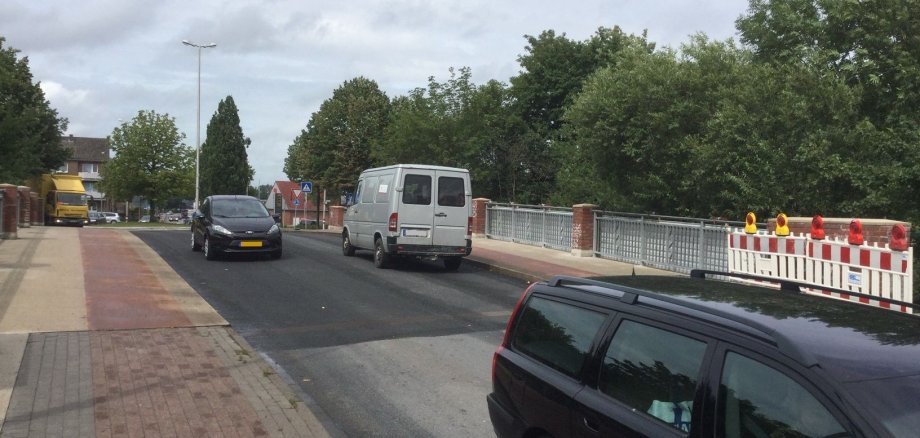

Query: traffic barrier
[728,228,914,313]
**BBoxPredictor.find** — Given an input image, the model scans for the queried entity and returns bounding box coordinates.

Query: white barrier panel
[728,231,914,313]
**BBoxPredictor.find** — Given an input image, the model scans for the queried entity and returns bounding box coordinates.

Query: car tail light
[388,212,398,232]
[467,216,473,235]
[493,282,536,382]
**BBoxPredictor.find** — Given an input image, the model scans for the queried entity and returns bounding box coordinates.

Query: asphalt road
[134,229,527,437]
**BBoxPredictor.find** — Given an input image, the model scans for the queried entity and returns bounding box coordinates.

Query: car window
[375,174,392,203]
[362,177,378,204]
[402,174,431,205]
[512,296,607,378]
[719,352,848,438]
[599,320,707,434]
[437,176,465,207]
[354,180,363,204]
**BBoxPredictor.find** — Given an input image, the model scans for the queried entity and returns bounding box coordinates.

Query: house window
[84,182,95,192]
[57,163,69,173]
[81,163,99,173]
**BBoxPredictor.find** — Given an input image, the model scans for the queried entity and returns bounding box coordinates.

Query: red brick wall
[571,204,597,255]
[329,206,345,228]
[1,184,19,239]
[472,198,489,236]
[17,186,30,228]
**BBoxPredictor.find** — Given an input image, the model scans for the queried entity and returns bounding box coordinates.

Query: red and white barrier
[728,231,914,313]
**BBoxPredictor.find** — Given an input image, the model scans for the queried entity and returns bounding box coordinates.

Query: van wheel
[443,257,462,271]
[191,232,201,251]
[342,232,355,256]
[374,238,389,269]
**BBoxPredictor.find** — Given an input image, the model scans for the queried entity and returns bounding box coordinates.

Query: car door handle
[435,212,447,217]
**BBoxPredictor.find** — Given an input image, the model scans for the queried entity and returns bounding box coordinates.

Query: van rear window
[438,177,465,207]
[402,175,431,205]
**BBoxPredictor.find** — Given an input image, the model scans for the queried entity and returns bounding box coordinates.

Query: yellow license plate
[240,241,263,248]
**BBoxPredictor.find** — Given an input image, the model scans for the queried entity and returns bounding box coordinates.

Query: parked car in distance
[342,164,472,270]
[190,195,282,260]
[101,212,120,223]
[88,211,104,225]
[488,271,920,438]
[139,215,150,223]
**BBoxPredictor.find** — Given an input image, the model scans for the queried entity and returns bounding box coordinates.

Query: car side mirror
[273,214,281,223]
[192,210,201,220]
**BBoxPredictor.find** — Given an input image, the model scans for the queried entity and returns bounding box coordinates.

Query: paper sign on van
[378,184,388,193]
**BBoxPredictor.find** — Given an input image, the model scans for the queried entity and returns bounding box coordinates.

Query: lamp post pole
[182,40,216,209]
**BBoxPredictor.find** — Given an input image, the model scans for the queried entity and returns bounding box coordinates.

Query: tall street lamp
[182,39,216,209]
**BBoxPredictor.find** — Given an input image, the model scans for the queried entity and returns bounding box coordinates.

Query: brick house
[57,135,113,211]
[265,181,317,227]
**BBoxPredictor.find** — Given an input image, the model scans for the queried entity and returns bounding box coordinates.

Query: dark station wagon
[488,271,920,438]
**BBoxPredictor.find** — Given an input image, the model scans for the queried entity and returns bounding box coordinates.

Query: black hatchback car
[191,195,282,260]
[488,271,920,438]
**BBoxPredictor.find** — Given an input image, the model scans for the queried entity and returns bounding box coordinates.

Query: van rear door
[433,171,469,247]
[398,171,436,246]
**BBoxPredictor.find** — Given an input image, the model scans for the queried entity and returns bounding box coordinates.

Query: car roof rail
[546,275,818,367]
[690,269,919,311]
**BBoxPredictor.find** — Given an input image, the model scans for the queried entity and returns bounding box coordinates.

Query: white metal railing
[594,212,742,273]
[728,231,914,312]
[78,171,101,181]
[486,203,573,251]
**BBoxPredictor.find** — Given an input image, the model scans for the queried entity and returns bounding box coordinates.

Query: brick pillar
[472,198,490,238]
[1,184,19,239]
[30,192,41,225]
[17,186,31,228]
[329,205,345,229]
[571,204,597,257]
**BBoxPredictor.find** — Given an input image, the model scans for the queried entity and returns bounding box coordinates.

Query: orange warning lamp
[810,215,825,240]
[848,219,864,245]
[890,224,908,251]
[775,213,790,236]
[744,212,757,234]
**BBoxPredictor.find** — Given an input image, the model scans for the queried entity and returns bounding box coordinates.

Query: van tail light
[388,212,398,232]
[493,282,537,383]
[467,216,473,235]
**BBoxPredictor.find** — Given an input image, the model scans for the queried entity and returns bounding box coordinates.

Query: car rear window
[512,296,607,378]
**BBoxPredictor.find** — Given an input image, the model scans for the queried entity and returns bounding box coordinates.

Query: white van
[342,164,472,270]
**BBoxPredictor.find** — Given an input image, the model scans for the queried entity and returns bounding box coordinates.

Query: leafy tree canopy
[0,37,69,184]
[101,110,193,215]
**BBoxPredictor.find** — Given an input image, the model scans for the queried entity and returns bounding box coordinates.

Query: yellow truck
[33,174,89,226]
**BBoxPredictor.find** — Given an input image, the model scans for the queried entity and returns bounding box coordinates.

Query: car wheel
[443,257,462,271]
[342,232,355,256]
[373,238,389,269]
[191,232,201,251]
[204,235,218,261]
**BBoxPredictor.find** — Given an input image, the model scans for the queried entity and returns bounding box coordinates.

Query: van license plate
[240,241,263,248]
[402,229,428,237]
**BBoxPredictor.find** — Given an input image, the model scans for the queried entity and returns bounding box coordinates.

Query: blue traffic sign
[301,181,313,193]
[293,199,300,206]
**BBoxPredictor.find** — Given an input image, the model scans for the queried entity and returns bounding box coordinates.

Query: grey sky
[2,0,749,185]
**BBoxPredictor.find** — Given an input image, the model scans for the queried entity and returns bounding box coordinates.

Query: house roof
[272,181,316,210]
[63,136,109,162]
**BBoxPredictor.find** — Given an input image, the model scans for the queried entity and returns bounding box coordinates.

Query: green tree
[199,96,253,197]
[101,110,193,217]
[0,37,69,183]
[285,77,389,195]
[737,0,920,126]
